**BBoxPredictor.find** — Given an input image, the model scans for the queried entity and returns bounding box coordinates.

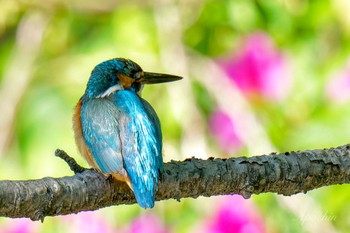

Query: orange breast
[72,101,99,169]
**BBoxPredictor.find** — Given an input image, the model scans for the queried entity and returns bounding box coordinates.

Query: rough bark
[1,144,350,221]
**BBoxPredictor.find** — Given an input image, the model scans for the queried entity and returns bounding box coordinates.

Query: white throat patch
[97,84,124,98]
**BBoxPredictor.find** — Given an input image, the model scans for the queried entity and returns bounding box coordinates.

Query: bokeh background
[1,0,350,232]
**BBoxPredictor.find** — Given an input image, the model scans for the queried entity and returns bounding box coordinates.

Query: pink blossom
[1,218,39,233]
[219,32,292,101]
[209,109,243,153]
[60,211,114,233]
[326,61,350,103]
[130,213,169,233]
[202,196,265,233]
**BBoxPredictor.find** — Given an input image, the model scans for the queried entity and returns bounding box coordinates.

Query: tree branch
[1,144,350,221]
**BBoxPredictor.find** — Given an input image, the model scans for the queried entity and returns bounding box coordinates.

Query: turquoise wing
[80,98,124,174]
[112,90,163,208]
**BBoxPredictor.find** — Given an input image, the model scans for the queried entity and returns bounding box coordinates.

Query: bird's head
[84,58,182,99]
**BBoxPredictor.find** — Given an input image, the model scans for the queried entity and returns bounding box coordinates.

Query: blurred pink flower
[209,109,243,153]
[202,196,265,233]
[1,218,39,233]
[326,61,350,103]
[219,32,292,101]
[130,213,169,233]
[60,211,114,233]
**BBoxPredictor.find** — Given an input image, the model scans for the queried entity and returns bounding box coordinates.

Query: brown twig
[0,144,350,221]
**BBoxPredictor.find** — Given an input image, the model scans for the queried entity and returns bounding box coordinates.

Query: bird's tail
[112,173,155,208]
[131,183,156,209]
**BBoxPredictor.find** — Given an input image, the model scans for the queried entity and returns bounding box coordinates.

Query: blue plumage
[81,90,162,208]
[113,91,163,207]
[80,98,124,173]
[73,58,182,208]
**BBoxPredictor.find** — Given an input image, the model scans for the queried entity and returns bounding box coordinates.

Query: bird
[72,58,182,208]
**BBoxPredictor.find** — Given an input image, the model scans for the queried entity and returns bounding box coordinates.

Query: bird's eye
[134,71,143,80]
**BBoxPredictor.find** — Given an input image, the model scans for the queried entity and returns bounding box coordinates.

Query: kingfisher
[72,58,182,208]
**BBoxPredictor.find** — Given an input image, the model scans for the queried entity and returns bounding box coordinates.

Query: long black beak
[139,72,183,84]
